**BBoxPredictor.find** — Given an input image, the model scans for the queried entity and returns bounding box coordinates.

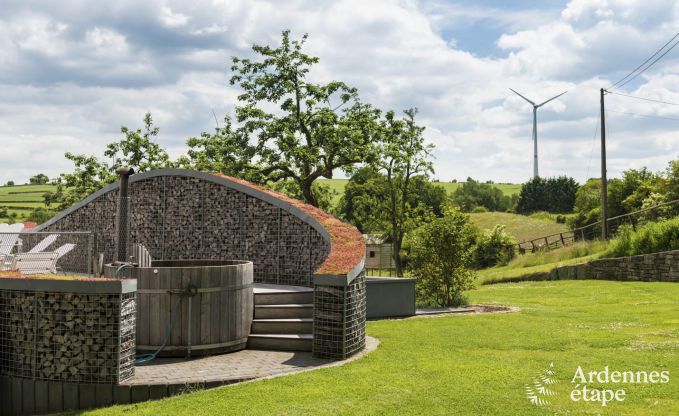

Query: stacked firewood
[1,291,135,384]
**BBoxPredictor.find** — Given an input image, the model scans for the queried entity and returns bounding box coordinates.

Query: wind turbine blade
[509,88,536,106]
[536,91,568,107]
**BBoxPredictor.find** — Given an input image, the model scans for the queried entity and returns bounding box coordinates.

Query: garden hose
[134,284,199,364]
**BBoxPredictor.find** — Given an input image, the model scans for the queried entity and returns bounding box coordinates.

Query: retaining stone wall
[550,249,679,282]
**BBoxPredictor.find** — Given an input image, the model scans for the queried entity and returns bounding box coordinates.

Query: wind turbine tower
[510,88,567,178]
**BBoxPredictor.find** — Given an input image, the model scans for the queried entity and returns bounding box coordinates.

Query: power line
[606,90,679,106]
[584,114,599,183]
[610,31,679,90]
[607,109,679,122]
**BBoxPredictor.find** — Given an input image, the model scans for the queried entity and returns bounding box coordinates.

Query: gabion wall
[42,173,330,287]
[313,272,367,360]
[0,290,135,384]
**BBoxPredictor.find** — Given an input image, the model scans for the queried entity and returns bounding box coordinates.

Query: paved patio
[122,336,379,388]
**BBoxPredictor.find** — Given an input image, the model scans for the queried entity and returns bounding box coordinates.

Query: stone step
[247,333,312,352]
[254,304,313,319]
[251,318,313,334]
[255,289,313,306]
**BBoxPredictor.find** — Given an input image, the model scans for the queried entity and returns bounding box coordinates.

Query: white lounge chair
[54,243,75,260]
[0,223,24,255]
[8,243,76,274]
[11,252,59,275]
[27,234,59,253]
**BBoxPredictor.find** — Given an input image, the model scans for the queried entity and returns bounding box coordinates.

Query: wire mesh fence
[0,231,96,276]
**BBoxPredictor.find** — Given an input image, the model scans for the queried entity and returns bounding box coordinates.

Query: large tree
[336,109,434,276]
[379,109,434,276]
[48,113,173,209]
[226,30,381,207]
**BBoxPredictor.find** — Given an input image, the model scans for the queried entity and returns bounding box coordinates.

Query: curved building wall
[38,170,331,287]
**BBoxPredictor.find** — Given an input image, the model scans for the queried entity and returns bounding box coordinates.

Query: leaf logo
[525,363,557,407]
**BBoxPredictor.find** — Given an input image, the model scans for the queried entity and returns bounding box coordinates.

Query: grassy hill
[318,179,520,207]
[0,184,56,223]
[469,211,569,243]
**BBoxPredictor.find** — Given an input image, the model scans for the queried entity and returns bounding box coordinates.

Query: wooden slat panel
[149,267,160,346]
[47,381,63,414]
[210,266,221,344]
[200,267,211,345]
[170,266,182,346]
[137,268,149,346]
[34,380,49,415]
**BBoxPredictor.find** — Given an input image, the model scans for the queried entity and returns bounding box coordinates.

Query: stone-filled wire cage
[313,272,367,360]
[0,290,135,384]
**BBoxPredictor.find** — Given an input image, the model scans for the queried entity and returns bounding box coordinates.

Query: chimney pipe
[115,167,135,264]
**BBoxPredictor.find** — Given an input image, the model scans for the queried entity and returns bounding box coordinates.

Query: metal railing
[0,231,96,276]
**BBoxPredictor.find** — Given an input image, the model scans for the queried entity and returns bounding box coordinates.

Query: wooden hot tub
[104,260,253,357]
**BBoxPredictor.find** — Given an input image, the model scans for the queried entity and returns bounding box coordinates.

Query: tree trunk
[300,181,318,207]
[393,237,404,277]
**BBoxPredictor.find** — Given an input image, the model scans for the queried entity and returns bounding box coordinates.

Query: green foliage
[29,174,49,185]
[638,192,673,224]
[48,113,174,209]
[571,164,674,237]
[225,30,381,207]
[178,116,260,181]
[336,109,435,276]
[474,225,516,268]
[26,207,56,224]
[408,208,476,307]
[607,216,679,257]
[104,112,172,171]
[451,177,515,212]
[471,205,488,213]
[516,176,578,214]
[5,181,14,186]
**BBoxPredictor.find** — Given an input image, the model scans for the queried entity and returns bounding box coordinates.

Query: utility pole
[600,88,608,240]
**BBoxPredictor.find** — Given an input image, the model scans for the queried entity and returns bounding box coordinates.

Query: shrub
[26,207,55,224]
[607,216,679,257]
[408,208,476,307]
[474,225,515,268]
[471,206,488,213]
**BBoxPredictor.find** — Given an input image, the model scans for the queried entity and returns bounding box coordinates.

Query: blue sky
[1,0,678,185]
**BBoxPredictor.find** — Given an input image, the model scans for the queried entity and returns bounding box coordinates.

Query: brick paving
[122,336,379,387]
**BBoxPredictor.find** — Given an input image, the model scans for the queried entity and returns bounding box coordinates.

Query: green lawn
[87,280,679,415]
[469,211,569,243]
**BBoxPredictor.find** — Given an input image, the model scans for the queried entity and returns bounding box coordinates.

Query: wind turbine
[510,88,567,178]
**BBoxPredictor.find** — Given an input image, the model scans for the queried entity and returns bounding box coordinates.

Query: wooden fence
[515,198,679,254]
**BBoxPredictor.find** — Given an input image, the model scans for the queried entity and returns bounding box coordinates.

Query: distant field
[469,211,569,243]
[0,184,55,223]
[318,179,520,207]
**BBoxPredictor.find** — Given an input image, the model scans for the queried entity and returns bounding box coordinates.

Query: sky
[1,0,679,185]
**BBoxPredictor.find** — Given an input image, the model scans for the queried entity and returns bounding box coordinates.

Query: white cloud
[0,0,678,186]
